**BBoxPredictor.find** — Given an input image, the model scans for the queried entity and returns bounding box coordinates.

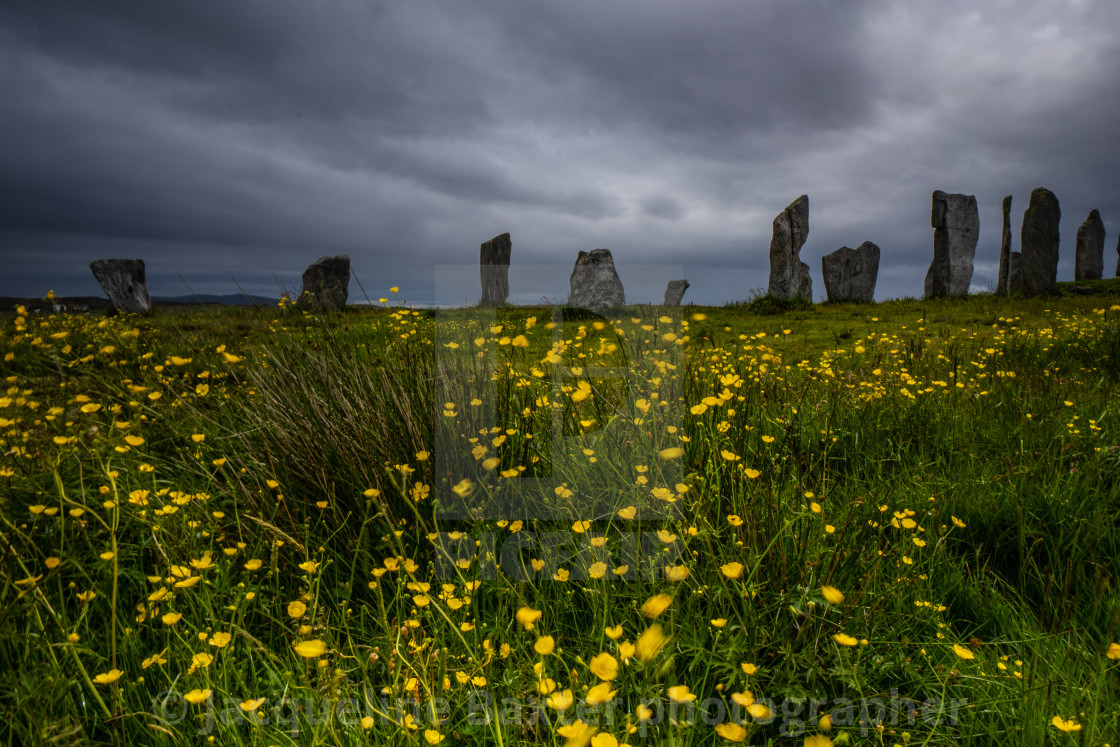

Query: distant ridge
[0,293,281,312]
[152,294,281,306]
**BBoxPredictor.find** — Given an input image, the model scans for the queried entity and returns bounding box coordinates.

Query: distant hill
[152,294,281,306]
[0,293,281,312]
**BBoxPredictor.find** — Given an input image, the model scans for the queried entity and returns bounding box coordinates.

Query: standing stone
[923,191,979,298]
[89,259,152,314]
[664,279,689,306]
[1116,233,1120,278]
[480,232,512,306]
[1009,252,1023,293]
[821,242,880,303]
[567,249,625,311]
[299,255,350,309]
[767,195,812,300]
[997,196,1013,295]
[1020,188,1061,296]
[1074,209,1105,281]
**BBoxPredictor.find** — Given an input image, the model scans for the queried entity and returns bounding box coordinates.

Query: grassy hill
[1,285,1119,745]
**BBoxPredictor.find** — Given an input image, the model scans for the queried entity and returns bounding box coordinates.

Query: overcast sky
[2,0,1118,305]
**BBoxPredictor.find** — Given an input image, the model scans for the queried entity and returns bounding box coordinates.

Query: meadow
[2,283,1120,746]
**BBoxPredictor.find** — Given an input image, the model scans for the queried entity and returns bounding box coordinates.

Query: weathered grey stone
[1009,252,1022,293]
[664,279,689,306]
[299,255,350,309]
[822,242,879,303]
[997,196,1012,295]
[1075,209,1105,281]
[89,259,152,314]
[567,249,625,311]
[923,191,978,298]
[767,195,812,300]
[480,232,511,306]
[1020,188,1061,296]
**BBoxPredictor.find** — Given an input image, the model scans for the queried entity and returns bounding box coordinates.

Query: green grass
[2,285,1120,745]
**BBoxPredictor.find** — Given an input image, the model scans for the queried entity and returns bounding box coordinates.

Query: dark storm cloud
[1,0,1119,304]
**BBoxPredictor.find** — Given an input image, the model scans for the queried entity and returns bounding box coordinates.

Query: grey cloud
[2,0,1119,306]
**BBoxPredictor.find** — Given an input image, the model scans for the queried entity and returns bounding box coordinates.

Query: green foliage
[2,291,1120,745]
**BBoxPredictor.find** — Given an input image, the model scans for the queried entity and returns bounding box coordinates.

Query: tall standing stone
[767,195,812,301]
[299,255,350,309]
[997,196,1012,295]
[1020,188,1061,296]
[1009,252,1022,293]
[1116,234,1120,278]
[923,191,979,298]
[480,232,512,306]
[1074,209,1105,281]
[568,249,625,311]
[664,279,689,306]
[821,242,879,303]
[89,259,152,314]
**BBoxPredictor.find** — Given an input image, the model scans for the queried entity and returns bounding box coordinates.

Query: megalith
[767,195,812,300]
[480,233,512,306]
[997,196,1012,295]
[1009,252,1023,293]
[923,191,978,298]
[1074,209,1105,281]
[821,242,879,303]
[89,259,152,315]
[567,249,625,311]
[299,255,350,309]
[1020,188,1061,296]
[664,280,690,306]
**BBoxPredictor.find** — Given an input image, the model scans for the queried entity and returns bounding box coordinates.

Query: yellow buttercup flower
[730,690,754,707]
[821,585,844,605]
[665,565,690,582]
[92,669,123,685]
[714,722,747,741]
[589,652,618,680]
[289,600,309,619]
[1051,716,1081,732]
[667,685,696,703]
[184,689,212,705]
[641,593,672,618]
[294,639,327,658]
[534,636,555,656]
[952,644,975,660]
[833,633,858,647]
[546,689,574,711]
[721,561,745,579]
[585,681,617,705]
[635,624,669,661]
[516,607,543,630]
